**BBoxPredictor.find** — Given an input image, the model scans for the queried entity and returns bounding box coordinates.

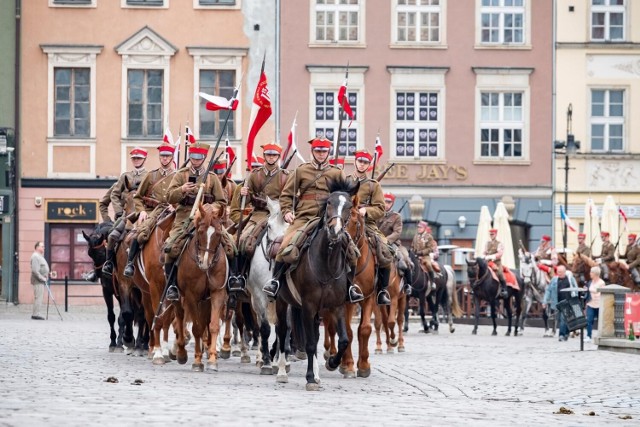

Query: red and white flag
[283,114,306,164]
[199,92,239,111]
[163,126,173,145]
[375,135,384,159]
[246,57,272,170]
[172,131,181,169]
[619,207,629,231]
[185,125,196,144]
[225,137,236,178]
[337,79,354,120]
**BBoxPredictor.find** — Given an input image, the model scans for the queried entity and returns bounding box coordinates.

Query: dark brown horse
[274,178,359,390]
[571,253,637,291]
[171,203,228,372]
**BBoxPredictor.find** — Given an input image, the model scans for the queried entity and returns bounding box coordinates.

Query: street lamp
[554,104,580,250]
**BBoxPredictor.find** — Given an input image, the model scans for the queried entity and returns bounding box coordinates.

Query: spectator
[30,241,50,320]
[542,265,578,341]
[585,266,605,343]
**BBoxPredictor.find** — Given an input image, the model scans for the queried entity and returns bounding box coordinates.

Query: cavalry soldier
[265,136,364,303]
[377,192,412,294]
[212,158,237,215]
[575,233,591,258]
[483,228,509,298]
[163,142,231,301]
[346,149,391,305]
[534,235,557,278]
[620,233,640,286]
[411,220,438,285]
[594,231,615,281]
[228,143,289,292]
[122,141,176,277]
[99,182,116,223]
[102,147,148,275]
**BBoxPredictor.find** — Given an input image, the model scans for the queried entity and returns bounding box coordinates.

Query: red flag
[246,58,272,170]
[225,137,236,178]
[619,207,628,231]
[375,135,383,159]
[199,92,239,111]
[337,79,354,120]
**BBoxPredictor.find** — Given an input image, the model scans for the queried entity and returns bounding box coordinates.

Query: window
[314,89,359,157]
[52,0,93,5]
[49,225,95,281]
[394,0,441,44]
[591,89,624,152]
[199,70,236,138]
[199,0,234,4]
[127,69,163,138]
[591,0,625,42]
[394,91,440,158]
[313,0,362,44]
[479,92,523,158]
[54,68,90,137]
[479,0,525,45]
[126,0,164,6]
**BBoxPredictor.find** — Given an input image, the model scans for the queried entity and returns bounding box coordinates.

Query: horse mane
[318,177,360,227]
[95,221,113,237]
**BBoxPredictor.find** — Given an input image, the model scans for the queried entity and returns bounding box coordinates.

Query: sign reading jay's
[45,200,98,223]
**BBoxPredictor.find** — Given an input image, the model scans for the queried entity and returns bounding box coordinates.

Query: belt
[142,197,159,208]
[181,194,215,206]
[299,193,328,201]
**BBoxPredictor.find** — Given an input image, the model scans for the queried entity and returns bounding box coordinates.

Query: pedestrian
[585,266,605,342]
[30,241,50,320]
[542,265,578,341]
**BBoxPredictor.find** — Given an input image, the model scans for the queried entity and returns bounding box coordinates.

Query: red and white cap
[157,142,175,156]
[489,228,498,234]
[130,147,148,159]
[384,193,395,203]
[417,220,428,229]
[354,149,373,163]
[309,137,331,151]
[188,142,210,160]
[541,235,551,242]
[261,143,282,155]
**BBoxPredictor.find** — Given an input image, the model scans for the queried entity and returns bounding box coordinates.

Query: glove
[486,255,495,261]
[596,258,602,264]
[115,211,123,220]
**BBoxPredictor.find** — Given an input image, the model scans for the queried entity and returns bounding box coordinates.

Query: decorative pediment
[116,26,177,58]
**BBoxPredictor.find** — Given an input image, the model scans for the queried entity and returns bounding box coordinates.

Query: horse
[405,250,435,333]
[571,253,637,291]
[373,267,407,354]
[171,203,229,372]
[518,250,555,337]
[82,222,125,352]
[466,257,523,336]
[425,264,463,334]
[274,177,359,390]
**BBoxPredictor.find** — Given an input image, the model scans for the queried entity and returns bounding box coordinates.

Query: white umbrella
[601,195,619,249]
[474,205,493,258]
[493,202,516,270]
[584,198,601,258]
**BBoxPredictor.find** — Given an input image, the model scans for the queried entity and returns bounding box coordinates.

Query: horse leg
[172,301,188,365]
[275,299,290,383]
[356,299,373,377]
[234,305,250,364]
[206,294,225,372]
[258,318,272,374]
[327,307,349,371]
[542,307,550,337]
[428,296,439,334]
[472,296,479,335]
[338,304,356,378]
[322,313,337,361]
[504,293,513,336]
[490,300,498,336]
[419,292,430,333]
[102,286,119,352]
[397,293,407,352]
[191,312,205,372]
[403,296,410,333]
[514,292,522,337]
[219,308,232,360]
[387,295,399,349]
[373,305,384,355]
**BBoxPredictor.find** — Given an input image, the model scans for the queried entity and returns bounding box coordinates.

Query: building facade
[555,0,640,256]
[279,0,554,262]
[18,0,276,304]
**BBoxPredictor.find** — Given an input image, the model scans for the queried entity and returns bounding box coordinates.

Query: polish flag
[246,57,272,170]
[199,92,239,111]
[163,126,173,144]
[172,131,181,169]
[375,135,384,159]
[283,114,306,164]
[185,125,196,144]
[337,79,354,120]
[225,137,236,178]
[619,207,629,231]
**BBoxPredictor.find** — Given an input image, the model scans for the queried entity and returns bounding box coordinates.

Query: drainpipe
[551,0,557,247]
[12,0,21,303]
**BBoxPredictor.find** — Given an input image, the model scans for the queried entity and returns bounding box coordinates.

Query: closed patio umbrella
[474,205,493,259]
[584,198,601,258]
[493,202,515,270]
[600,195,619,249]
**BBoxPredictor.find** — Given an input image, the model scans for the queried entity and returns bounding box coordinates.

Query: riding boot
[376,267,392,306]
[85,269,98,282]
[165,261,180,301]
[102,249,116,275]
[263,261,285,298]
[499,277,508,298]
[402,267,413,294]
[227,256,246,292]
[428,270,437,290]
[123,240,140,277]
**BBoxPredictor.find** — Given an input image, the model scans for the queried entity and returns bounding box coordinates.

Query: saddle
[239,218,269,258]
[278,217,321,265]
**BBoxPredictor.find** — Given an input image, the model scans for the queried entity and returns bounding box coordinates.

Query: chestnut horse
[171,203,228,372]
[373,266,407,354]
[274,178,359,390]
[571,253,637,291]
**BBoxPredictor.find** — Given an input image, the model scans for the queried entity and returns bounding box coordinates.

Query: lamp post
[554,104,580,250]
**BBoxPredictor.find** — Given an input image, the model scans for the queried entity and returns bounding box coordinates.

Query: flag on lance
[283,113,305,164]
[185,125,196,144]
[560,205,578,233]
[199,92,239,111]
[225,137,236,178]
[375,134,383,159]
[337,78,354,120]
[246,56,272,170]
[163,126,173,144]
[619,207,628,231]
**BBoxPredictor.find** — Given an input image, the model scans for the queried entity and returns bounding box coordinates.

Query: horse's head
[465,257,479,281]
[266,197,287,240]
[82,224,109,274]
[346,194,365,243]
[321,177,359,243]
[193,203,224,270]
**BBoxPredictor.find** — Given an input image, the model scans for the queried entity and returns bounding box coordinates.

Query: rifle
[397,199,409,215]
[376,162,396,182]
[282,149,297,169]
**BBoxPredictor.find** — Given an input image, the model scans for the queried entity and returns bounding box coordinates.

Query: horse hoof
[357,368,371,378]
[219,349,231,360]
[295,350,307,360]
[260,366,273,375]
[491,331,498,336]
[125,347,134,356]
[325,360,338,372]
[343,370,356,379]
[231,349,241,357]
[240,355,251,364]
[177,353,188,365]
[431,330,439,335]
[505,331,511,336]
[386,348,394,354]
[402,326,409,333]
[398,346,406,353]
[251,344,259,351]
[206,362,218,372]
[256,360,263,368]
[133,349,144,357]
[152,357,165,365]
[338,366,345,375]
[390,337,399,347]
[276,375,288,383]
[285,363,291,374]
[450,327,456,333]
[286,354,296,362]
[323,350,330,361]
[472,330,477,335]
[113,346,124,353]
[374,349,382,355]
[305,382,320,391]
[168,350,177,361]
[191,363,204,372]
[109,346,116,353]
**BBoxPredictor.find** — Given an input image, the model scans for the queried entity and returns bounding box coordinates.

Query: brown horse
[571,253,637,290]
[171,203,228,372]
[373,266,407,354]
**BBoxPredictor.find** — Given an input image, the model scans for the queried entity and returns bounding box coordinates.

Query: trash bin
[556,296,587,332]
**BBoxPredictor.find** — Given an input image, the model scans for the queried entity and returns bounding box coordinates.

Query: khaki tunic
[598,241,615,262]
[535,244,551,262]
[575,243,591,258]
[134,168,175,214]
[233,166,289,227]
[484,239,505,279]
[411,231,436,272]
[347,174,385,228]
[111,168,147,217]
[624,245,640,270]
[99,183,116,223]
[377,211,402,245]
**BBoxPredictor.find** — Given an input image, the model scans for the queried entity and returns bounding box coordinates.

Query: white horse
[246,197,288,374]
[518,249,555,337]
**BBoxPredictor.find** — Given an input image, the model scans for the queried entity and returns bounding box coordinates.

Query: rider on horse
[619,233,640,286]
[483,228,509,298]
[265,136,364,303]
[377,192,412,294]
[123,141,176,277]
[411,220,439,287]
[534,235,557,280]
[346,149,392,306]
[229,143,289,292]
[594,231,615,281]
[102,147,148,275]
[575,233,591,258]
[84,182,116,283]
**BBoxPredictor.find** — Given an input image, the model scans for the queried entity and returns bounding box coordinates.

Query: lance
[397,199,409,215]
[282,149,298,170]
[376,162,396,182]
[220,156,238,188]
[334,63,349,164]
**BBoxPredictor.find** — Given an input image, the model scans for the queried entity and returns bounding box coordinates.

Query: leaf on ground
[104,376,118,383]
[554,407,574,415]
[619,415,632,420]
[131,379,144,385]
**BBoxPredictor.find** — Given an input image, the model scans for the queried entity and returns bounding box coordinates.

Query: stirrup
[166,285,180,301]
[376,290,391,306]
[102,261,114,275]
[123,263,135,277]
[402,283,412,294]
[263,279,280,298]
[85,270,98,282]
[348,284,364,303]
[227,275,246,292]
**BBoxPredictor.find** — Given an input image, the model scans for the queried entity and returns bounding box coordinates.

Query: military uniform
[484,231,509,297]
[595,235,615,280]
[620,235,640,284]
[99,183,116,223]
[377,198,413,293]
[534,236,557,276]
[411,227,437,276]
[575,242,591,258]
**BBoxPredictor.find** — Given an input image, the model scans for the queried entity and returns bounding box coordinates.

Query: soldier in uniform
[594,231,615,281]
[411,220,438,285]
[99,183,116,223]
[163,142,231,301]
[123,141,176,277]
[346,149,391,305]
[377,192,412,294]
[102,147,148,275]
[211,158,237,217]
[575,233,591,258]
[534,235,557,278]
[483,228,509,298]
[228,143,289,292]
[264,137,364,303]
[620,233,640,286]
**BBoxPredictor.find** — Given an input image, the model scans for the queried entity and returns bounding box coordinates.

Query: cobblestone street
[1,304,638,426]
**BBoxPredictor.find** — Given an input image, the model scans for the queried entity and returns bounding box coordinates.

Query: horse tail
[445,265,463,318]
[291,307,306,349]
